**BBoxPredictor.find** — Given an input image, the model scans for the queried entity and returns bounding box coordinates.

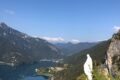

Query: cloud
[41,37,65,43]
[4,9,15,15]
[113,26,120,32]
[70,39,80,44]
[35,36,80,44]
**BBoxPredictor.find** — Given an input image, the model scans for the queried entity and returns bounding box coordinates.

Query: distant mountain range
[55,42,97,56]
[0,22,62,66]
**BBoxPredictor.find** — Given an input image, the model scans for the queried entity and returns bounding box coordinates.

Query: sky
[0,0,120,43]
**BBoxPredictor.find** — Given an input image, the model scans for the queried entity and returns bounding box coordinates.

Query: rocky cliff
[106,30,120,77]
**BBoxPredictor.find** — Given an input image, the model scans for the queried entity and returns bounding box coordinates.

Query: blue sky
[0,0,120,43]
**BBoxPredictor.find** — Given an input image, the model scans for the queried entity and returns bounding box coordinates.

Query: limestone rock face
[106,30,120,77]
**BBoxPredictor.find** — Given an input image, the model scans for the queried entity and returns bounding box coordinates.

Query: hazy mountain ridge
[0,22,62,66]
[55,42,97,56]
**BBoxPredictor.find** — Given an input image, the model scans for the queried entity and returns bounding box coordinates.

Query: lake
[22,76,47,80]
[0,61,56,80]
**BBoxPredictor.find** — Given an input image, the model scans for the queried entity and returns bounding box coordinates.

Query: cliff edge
[106,30,120,77]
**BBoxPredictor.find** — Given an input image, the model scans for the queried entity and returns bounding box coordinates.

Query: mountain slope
[0,22,61,66]
[55,42,97,56]
[55,40,111,80]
